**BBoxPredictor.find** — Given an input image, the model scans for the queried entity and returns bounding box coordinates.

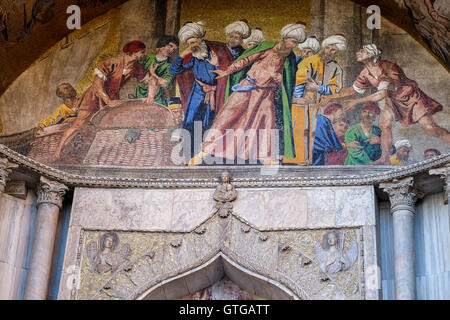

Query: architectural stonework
[36,176,69,209]
[0,156,18,193]
[0,0,449,303]
[58,182,378,300]
[379,177,423,211]
[0,143,449,190]
[74,216,363,300]
[430,164,450,203]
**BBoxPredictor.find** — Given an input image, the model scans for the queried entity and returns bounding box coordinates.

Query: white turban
[298,36,320,53]
[322,34,347,51]
[225,20,251,39]
[363,44,382,62]
[394,139,412,150]
[280,23,307,43]
[178,21,206,44]
[243,28,265,46]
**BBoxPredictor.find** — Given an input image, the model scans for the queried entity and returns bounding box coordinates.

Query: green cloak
[224,41,297,159]
[133,54,175,106]
[344,123,382,165]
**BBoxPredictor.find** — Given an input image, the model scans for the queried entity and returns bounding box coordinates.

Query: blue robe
[226,44,244,60]
[312,114,343,165]
[170,51,219,158]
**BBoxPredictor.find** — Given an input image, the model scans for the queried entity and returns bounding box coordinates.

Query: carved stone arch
[135,252,299,300]
[80,214,359,300]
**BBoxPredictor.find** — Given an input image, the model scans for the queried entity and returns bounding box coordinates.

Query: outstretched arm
[344,89,387,112]
[317,86,357,108]
[210,51,263,79]
[148,64,169,88]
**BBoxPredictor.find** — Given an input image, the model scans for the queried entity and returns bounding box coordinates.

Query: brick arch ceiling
[0,0,444,96]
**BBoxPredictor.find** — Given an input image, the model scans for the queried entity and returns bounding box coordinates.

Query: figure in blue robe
[170,48,219,157]
[312,114,343,165]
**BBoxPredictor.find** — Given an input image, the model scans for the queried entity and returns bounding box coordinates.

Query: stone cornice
[0,144,449,189]
[0,156,19,193]
[430,164,450,202]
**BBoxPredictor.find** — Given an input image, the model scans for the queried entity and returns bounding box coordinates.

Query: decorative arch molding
[136,252,299,300]
[74,214,364,300]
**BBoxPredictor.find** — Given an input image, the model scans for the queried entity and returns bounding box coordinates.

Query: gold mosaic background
[180,0,311,50]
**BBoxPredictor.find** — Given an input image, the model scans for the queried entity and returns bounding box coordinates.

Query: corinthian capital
[0,157,19,193]
[429,164,450,203]
[36,176,69,209]
[380,177,423,211]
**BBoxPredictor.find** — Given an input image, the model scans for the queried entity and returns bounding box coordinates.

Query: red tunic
[202,43,287,161]
[353,60,442,126]
[324,135,347,165]
[77,56,144,113]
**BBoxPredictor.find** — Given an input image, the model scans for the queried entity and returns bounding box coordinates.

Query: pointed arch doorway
[137,253,299,300]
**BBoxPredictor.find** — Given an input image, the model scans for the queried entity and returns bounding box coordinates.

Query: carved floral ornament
[0,156,18,192]
[380,177,424,210]
[76,216,362,300]
[36,176,69,208]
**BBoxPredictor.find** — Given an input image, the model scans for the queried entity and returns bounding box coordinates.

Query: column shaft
[380,177,421,300]
[392,206,416,299]
[23,203,60,299]
[24,177,68,300]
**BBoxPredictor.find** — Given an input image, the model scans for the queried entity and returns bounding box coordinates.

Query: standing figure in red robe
[52,40,147,161]
[188,23,307,165]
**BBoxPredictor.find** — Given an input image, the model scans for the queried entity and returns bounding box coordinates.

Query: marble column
[429,164,450,206]
[380,177,422,300]
[24,176,68,300]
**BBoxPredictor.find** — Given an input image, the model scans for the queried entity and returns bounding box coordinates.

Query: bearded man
[283,34,347,165]
[170,21,251,159]
[344,104,382,165]
[188,23,306,165]
[311,103,344,166]
[325,117,350,165]
[390,140,412,166]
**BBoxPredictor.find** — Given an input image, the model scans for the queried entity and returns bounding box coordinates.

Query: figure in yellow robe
[38,103,76,128]
[283,53,343,165]
[389,155,405,166]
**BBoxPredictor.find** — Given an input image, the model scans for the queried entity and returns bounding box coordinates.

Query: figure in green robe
[133,54,175,106]
[344,104,384,166]
[344,123,382,165]
[133,36,178,106]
